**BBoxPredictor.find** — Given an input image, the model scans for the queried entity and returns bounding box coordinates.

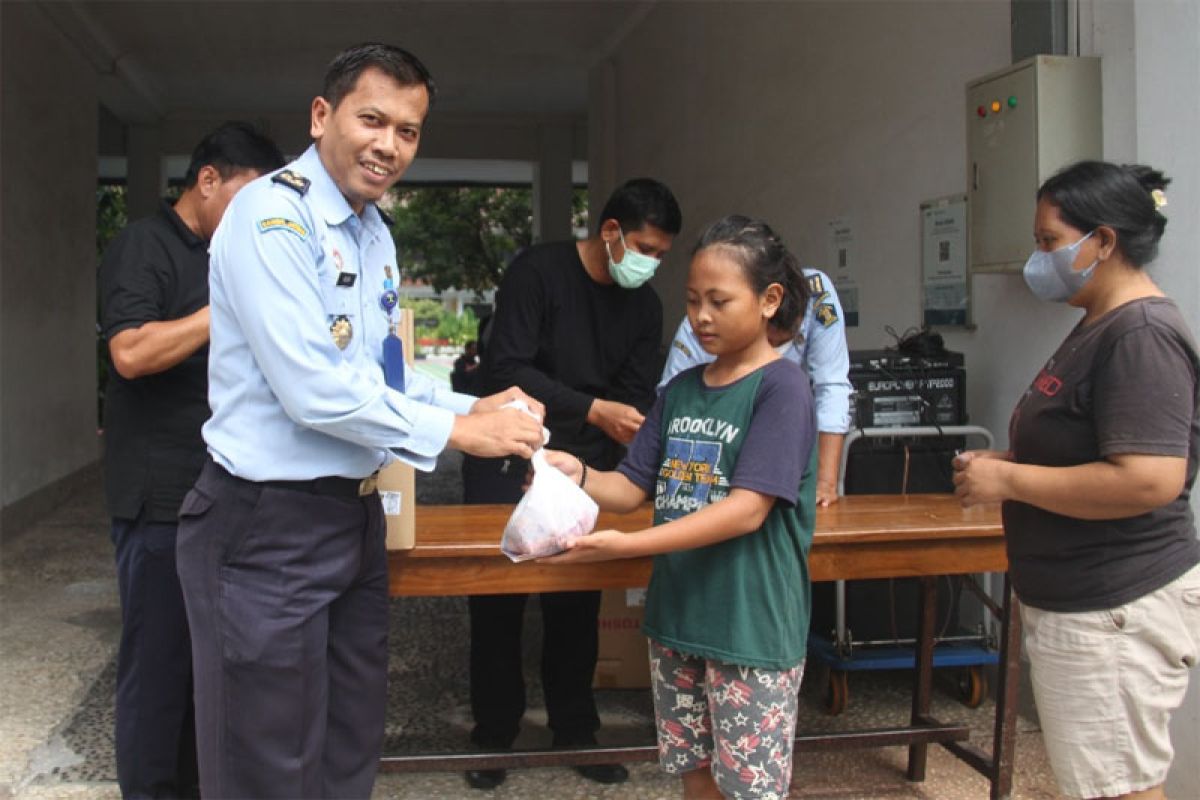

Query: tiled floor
[0,451,1061,799]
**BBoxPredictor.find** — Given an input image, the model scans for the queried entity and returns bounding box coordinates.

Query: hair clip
[1151,189,1168,209]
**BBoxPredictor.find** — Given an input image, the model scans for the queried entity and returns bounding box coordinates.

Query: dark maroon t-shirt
[1004,296,1200,612]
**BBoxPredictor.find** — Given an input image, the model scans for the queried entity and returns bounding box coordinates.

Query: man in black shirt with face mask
[462,178,681,790]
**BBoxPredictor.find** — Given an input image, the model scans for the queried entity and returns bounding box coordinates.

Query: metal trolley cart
[810,425,1001,715]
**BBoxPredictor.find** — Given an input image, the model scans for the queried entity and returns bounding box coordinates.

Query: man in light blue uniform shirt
[659,268,852,505]
[175,44,544,800]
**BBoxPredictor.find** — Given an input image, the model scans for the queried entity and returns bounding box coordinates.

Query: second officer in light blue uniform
[175,43,545,800]
[659,268,852,505]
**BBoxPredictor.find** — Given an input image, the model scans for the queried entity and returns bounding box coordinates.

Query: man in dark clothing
[98,122,283,799]
[462,178,682,790]
[451,339,479,393]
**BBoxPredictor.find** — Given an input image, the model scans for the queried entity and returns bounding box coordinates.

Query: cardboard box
[593,588,650,689]
[382,309,417,551]
[379,459,415,550]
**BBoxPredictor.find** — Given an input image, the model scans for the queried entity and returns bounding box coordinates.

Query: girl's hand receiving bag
[501,450,599,562]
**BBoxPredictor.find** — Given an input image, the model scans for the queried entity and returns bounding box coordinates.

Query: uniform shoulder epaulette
[805,273,825,296]
[271,170,310,196]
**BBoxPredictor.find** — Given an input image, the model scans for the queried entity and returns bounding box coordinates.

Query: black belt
[210,460,378,499]
[260,474,379,498]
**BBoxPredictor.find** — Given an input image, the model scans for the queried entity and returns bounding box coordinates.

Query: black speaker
[842,437,962,494]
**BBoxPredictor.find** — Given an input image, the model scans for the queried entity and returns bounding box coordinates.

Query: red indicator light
[977,105,987,118]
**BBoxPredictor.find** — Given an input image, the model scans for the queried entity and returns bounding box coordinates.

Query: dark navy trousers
[110,517,199,799]
[462,454,603,749]
[176,460,389,799]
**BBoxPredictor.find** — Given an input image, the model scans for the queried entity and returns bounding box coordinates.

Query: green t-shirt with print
[640,364,816,669]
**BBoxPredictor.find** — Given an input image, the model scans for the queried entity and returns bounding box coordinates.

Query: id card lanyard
[380,265,404,392]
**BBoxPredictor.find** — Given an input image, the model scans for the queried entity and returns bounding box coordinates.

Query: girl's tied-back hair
[693,215,809,334]
[1038,160,1171,268]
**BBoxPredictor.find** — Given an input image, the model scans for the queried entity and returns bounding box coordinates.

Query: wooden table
[385,495,1020,800]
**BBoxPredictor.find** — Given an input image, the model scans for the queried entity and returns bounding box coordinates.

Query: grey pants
[176,460,389,799]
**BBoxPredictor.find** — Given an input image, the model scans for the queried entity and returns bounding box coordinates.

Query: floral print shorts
[649,639,804,799]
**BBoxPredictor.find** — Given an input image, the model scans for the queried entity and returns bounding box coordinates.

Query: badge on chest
[330,315,353,350]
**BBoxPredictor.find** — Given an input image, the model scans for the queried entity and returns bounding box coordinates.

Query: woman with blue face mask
[955,160,1200,800]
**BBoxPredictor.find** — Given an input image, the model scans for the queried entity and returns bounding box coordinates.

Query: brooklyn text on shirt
[665,415,741,444]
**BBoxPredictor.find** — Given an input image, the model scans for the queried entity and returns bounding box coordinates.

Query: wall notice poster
[825,215,859,327]
[920,194,969,327]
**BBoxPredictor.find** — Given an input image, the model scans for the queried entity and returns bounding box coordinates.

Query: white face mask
[605,228,660,289]
[1022,230,1098,303]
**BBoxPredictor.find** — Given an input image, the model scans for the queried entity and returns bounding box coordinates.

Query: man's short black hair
[181,121,285,189]
[323,43,437,110]
[598,178,682,236]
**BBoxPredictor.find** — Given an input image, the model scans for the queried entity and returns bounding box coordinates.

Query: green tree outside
[389,187,532,295]
[399,297,479,355]
[388,185,588,295]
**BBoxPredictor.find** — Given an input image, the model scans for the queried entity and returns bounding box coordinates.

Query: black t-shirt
[478,240,663,468]
[1004,296,1200,611]
[451,353,478,394]
[99,201,210,522]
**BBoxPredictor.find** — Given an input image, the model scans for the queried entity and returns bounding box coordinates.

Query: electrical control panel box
[966,55,1101,272]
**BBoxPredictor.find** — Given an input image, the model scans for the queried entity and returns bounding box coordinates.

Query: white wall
[0,3,100,514]
[592,0,1041,442]
[591,0,1195,455]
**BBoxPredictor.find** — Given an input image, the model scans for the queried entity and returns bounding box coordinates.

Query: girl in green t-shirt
[543,215,817,799]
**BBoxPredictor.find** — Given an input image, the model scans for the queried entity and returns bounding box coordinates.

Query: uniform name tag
[336,272,357,287]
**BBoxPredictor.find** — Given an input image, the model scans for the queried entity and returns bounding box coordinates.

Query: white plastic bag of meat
[500,450,599,562]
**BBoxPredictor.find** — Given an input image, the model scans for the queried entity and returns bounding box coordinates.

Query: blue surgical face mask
[1022,230,1099,303]
[606,228,660,289]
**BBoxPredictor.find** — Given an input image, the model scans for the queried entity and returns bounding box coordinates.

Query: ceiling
[38,1,652,123]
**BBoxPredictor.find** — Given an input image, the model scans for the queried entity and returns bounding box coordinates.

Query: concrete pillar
[126,125,164,220]
[587,59,619,232]
[531,123,574,243]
